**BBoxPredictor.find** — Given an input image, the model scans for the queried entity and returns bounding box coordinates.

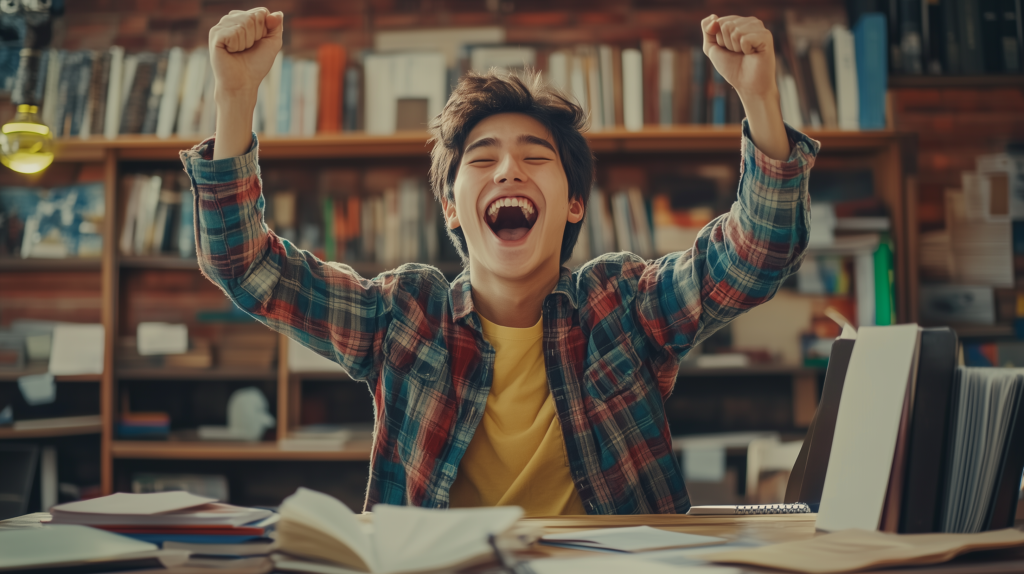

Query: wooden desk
[516,514,1024,574]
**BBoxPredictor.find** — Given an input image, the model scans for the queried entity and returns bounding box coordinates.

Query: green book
[873,234,896,326]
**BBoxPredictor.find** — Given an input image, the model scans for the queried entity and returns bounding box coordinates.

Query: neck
[468,258,562,328]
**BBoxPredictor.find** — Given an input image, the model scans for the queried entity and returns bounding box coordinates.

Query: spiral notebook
[687,503,812,516]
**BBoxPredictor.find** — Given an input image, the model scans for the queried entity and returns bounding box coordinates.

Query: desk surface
[518,514,1024,574]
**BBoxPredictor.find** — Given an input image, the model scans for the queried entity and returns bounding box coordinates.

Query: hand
[209,8,284,98]
[700,15,777,101]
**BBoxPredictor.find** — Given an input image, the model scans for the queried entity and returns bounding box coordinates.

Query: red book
[318,44,347,133]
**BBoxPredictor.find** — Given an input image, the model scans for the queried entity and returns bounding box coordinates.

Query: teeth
[486,197,537,223]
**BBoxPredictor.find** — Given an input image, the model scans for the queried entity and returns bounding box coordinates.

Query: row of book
[876,0,1023,75]
[119,173,194,257]
[919,150,1022,328]
[34,11,892,141]
[33,46,328,140]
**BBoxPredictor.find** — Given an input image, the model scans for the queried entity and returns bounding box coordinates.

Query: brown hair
[427,69,594,265]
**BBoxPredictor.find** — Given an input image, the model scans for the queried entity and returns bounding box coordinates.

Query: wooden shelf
[50,126,904,163]
[116,366,278,382]
[0,258,101,271]
[889,75,1024,88]
[0,364,101,383]
[0,416,102,439]
[677,365,825,378]
[110,440,372,461]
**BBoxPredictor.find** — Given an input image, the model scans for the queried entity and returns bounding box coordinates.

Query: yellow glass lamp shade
[0,104,53,174]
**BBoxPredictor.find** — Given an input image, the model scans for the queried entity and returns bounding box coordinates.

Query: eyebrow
[463,134,557,156]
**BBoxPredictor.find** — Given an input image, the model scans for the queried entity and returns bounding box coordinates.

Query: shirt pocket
[382,318,449,384]
[582,332,643,401]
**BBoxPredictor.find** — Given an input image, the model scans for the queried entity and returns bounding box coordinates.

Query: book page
[278,488,374,571]
[816,324,920,532]
[371,504,521,574]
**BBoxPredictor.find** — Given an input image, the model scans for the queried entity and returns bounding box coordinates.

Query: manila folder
[704,528,1024,574]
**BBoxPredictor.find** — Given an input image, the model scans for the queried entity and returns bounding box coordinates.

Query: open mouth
[485,196,538,242]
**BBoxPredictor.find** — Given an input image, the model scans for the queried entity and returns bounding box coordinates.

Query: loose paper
[542,526,726,553]
[684,446,727,483]
[48,323,104,375]
[17,373,55,406]
[52,491,214,516]
[137,322,188,356]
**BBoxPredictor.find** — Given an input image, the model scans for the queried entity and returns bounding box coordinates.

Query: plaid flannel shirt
[180,120,819,514]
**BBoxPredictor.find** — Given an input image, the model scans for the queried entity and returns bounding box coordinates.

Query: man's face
[443,113,583,281]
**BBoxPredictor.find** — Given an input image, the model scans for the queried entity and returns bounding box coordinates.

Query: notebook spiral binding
[735,503,812,515]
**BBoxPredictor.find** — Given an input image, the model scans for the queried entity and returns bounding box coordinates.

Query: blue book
[854,13,888,130]
[178,189,195,259]
[277,56,292,135]
[710,69,726,125]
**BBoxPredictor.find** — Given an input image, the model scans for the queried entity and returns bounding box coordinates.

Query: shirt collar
[448,266,579,326]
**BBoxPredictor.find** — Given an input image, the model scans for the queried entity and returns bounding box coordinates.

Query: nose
[493,153,527,185]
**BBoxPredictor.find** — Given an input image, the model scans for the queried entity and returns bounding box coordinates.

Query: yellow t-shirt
[448,314,586,516]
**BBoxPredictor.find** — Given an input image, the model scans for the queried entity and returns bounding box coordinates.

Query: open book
[274,488,523,574]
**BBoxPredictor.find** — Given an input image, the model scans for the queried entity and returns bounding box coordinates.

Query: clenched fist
[209,8,284,98]
[701,15,777,101]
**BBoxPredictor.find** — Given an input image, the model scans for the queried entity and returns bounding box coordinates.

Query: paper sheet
[137,322,188,356]
[542,526,726,553]
[529,556,737,574]
[48,323,104,375]
[52,491,215,516]
[17,373,55,406]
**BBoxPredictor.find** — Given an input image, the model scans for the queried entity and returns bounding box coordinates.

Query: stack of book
[49,491,278,558]
[119,173,193,259]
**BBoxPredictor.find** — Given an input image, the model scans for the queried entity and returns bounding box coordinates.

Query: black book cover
[959,0,986,73]
[88,51,111,135]
[53,51,80,137]
[120,54,157,135]
[785,338,855,505]
[141,51,169,135]
[1001,0,1022,72]
[69,51,93,137]
[981,0,1007,72]
[899,327,958,533]
[943,0,962,73]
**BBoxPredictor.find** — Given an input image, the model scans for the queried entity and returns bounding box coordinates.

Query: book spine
[87,51,110,137]
[621,48,643,132]
[658,47,674,126]
[689,48,706,124]
[640,38,660,126]
[277,56,292,135]
[984,381,1024,529]
[899,0,925,74]
[943,0,963,73]
[982,0,1007,72]
[959,0,987,73]
[855,13,888,130]
[873,236,896,325]
[141,53,168,135]
[709,68,726,125]
[1001,0,1022,72]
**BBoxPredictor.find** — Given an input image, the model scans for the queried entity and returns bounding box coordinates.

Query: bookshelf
[2,125,912,497]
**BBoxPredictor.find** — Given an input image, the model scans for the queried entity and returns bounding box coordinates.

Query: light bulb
[0,104,53,174]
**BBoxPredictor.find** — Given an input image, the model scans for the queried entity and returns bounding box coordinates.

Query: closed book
[53,51,80,137]
[923,0,946,74]
[162,537,276,556]
[342,63,361,132]
[981,0,1006,71]
[640,38,660,126]
[176,48,210,138]
[621,48,643,132]
[317,44,346,133]
[69,51,94,137]
[672,45,692,125]
[708,68,726,125]
[41,48,63,131]
[103,46,124,138]
[598,44,616,128]
[985,376,1024,529]
[141,51,169,135]
[785,338,855,506]
[809,45,838,128]
[899,328,959,533]
[900,0,924,74]
[611,45,624,127]
[943,0,962,73]
[826,25,859,130]
[156,46,185,138]
[85,50,110,137]
[854,13,888,130]
[685,48,704,124]
[277,56,292,135]
[658,47,674,126]
[958,0,986,73]
[1001,0,1021,72]
[122,53,156,135]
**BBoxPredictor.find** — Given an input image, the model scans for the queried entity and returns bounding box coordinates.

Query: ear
[567,197,585,224]
[441,196,460,229]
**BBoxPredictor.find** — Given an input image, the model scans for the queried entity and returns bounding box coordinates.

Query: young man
[183,8,819,515]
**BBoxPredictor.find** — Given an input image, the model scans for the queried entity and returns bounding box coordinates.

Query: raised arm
[633,15,820,396]
[180,8,389,382]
